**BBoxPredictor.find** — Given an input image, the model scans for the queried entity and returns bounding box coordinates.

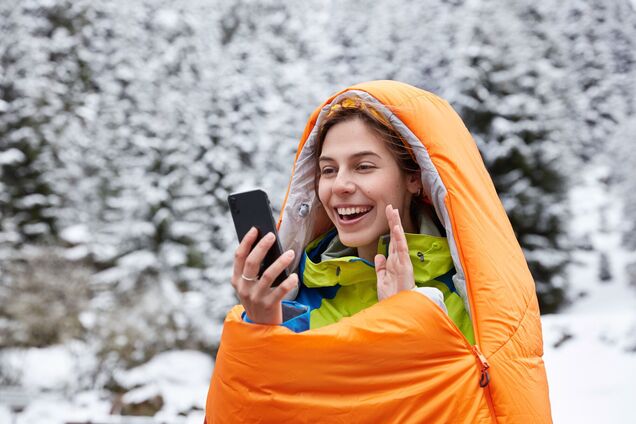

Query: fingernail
[286,250,295,258]
[267,232,275,240]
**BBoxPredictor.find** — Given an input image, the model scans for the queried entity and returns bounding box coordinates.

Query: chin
[338,232,377,249]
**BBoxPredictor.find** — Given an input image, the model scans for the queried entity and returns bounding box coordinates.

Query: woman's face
[317,118,420,253]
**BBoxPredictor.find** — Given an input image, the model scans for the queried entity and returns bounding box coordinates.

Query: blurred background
[0,0,635,422]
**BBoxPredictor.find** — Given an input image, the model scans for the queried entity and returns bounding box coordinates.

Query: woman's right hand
[231,227,299,325]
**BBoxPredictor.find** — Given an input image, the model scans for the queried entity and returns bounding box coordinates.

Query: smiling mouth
[336,207,373,221]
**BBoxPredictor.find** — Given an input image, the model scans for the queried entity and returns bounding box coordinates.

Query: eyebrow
[318,151,382,162]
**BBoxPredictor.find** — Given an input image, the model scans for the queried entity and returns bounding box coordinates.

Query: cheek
[317,181,329,204]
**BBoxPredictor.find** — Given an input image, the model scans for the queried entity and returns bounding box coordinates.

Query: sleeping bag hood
[205,80,552,423]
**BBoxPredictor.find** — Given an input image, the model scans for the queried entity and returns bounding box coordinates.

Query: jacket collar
[301,228,453,288]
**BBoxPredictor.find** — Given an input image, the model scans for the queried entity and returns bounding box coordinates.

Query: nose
[332,170,356,194]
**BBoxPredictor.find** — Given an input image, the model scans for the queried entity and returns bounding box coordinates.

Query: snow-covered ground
[543,163,636,423]
[0,350,210,423]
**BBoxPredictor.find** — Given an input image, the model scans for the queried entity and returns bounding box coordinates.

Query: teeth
[337,206,371,215]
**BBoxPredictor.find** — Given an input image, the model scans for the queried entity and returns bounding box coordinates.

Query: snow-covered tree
[449,0,571,313]
[549,0,636,160]
[0,0,98,245]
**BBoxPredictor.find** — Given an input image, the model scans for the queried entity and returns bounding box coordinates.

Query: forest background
[1,0,635,422]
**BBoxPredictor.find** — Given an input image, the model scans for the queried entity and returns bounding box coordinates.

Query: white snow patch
[11,393,112,424]
[13,398,69,424]
[0,148,25,165]
[543,159,636,423]
[17,194,51,208]
[78,311,97,330]
[118,250,158,271]
[115,350,212,388]
[0,405,12,423]
[60,224,91,245]
[543,312,636,423]
[114,350,213,415]
[2,346,74,391]
[92,265,130,285]
[64,245,90,261]
[155,9,180,31]
[22,222,50,236]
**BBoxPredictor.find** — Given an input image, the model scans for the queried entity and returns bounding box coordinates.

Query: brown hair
[313,96,424,224]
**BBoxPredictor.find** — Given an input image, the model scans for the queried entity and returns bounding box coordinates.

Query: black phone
[227,189,289,287]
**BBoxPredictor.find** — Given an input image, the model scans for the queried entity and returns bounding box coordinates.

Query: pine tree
[0,0,96,245]
[550,0,636,160]
[449,0,570,313]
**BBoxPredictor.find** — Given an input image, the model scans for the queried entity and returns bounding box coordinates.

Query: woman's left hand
[374,204,415,301]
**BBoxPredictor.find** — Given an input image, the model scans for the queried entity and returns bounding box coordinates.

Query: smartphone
[227,189,288,287]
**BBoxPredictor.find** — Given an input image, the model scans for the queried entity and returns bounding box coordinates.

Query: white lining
[278,90,471,318]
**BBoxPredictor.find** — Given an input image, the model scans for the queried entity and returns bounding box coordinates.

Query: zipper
[471,345,490,387]
[416,288,492,390]
[471,344,497,422]
[416,294,497,420]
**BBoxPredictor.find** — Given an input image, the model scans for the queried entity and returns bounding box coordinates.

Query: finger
[393,227,403,264]
[375,254,389,300]
[243,231,276,278]
[392,207,403,232]
[391,208,408,255]
[385,204,395,228]
[394,212,409,255]
[387,205,401,253]
[398,227,409,256]
[395,231,409,268]
[375,254,387,292]
[232,227,258,280]
[269,273,299,304]
[389,219,399,259]
[258,249,295,292]
[374,254,387,277]
[393,206,401,224]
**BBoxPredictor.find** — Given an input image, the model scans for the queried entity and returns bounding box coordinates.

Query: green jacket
[293,228,475,344]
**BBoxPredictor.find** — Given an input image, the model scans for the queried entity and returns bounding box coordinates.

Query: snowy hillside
[1,0,635,422]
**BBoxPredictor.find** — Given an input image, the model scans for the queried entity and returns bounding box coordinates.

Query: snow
[0,148,25,165]
[114,350,212,390]
[0,352,212,423]
[0,343,97,393]
[543,313,636,423]
[60,224,91,245]
[20,348,75,391]
[14,395,114,424]
[64,245,90,261]
[542,161,636,423]
[154,9,181,32]
[0,405,11,423]
[1,0,635,423]
[118,250,158,271]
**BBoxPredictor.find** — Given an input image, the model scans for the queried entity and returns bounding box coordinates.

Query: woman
[206,81,552,424]
[232,96,474,342]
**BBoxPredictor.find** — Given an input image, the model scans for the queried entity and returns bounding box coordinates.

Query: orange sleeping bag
[205,81,552,423]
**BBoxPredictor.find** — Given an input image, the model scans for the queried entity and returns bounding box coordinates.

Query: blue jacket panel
[242,300,310,333]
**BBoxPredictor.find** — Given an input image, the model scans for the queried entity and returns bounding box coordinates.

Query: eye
[356,163,376,171]
[320,166,336,176]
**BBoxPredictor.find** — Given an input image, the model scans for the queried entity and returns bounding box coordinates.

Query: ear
[406,172,422,195]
